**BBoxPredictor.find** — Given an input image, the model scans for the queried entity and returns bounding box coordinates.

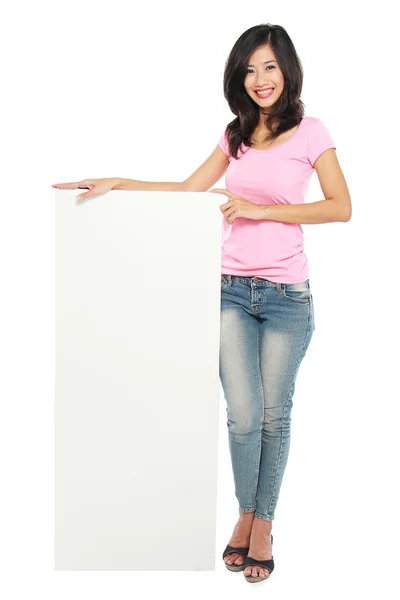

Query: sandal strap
[243,555,274,572]
[223,534,273,562]
[222,545,249,560]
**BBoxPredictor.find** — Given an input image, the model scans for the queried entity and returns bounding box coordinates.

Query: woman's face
[244,44,284,113]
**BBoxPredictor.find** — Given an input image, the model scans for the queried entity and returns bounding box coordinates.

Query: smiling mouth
[254,88,274,98]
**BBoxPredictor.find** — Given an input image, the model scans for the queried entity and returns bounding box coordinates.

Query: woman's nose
[256,78,270,87]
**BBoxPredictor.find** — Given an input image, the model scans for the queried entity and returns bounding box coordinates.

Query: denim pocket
[221,275,232,287]
[282,281,311,303]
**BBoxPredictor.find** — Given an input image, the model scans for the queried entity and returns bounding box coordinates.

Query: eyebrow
[247,60,276,67]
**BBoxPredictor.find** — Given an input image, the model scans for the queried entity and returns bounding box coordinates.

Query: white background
[1,0,399,597]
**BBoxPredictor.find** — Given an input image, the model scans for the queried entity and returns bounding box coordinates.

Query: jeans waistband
[221,275,310,291]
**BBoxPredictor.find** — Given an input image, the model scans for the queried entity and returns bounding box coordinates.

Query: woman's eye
[246,66,275,73]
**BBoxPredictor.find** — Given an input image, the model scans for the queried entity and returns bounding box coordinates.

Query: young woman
[52,23,351,584]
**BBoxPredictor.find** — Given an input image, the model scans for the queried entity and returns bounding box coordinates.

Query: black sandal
[242,533,274,583]
[222,544,249,571]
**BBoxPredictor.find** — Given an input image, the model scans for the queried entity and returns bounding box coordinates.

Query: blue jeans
[219,275,315,521]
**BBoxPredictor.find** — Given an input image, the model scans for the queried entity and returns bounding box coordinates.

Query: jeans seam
[252,321,263,506]
[265,306,313,518]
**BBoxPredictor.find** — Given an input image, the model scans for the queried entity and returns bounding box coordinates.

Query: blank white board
[54,190,223,570]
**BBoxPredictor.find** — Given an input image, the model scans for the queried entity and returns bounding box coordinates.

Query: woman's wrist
[110,178,123,189]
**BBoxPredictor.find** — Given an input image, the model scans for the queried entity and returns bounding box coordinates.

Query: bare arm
[112,178,185,191]
[113,144,229,193]
[52,144,229,199]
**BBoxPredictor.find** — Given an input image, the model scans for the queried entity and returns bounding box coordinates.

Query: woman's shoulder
[300,116,334,142]
[301,116,336,164]
[301,115,318,127]
[301,115,329,130]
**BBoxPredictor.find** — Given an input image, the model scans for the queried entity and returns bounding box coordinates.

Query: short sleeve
[218,130,229,157]
[307,118,336,167]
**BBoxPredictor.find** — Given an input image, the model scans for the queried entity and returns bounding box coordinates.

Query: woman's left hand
[209,188,265,224]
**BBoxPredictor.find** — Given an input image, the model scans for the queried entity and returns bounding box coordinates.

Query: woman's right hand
[52,177,119,200]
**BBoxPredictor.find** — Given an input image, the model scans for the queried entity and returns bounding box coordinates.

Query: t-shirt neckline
[247,117,306,153]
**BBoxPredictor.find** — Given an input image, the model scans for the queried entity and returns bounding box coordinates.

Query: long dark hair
[222,24,305,159]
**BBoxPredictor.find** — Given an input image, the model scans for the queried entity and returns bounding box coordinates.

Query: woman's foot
[243,516,273,579]
[223,509,255,567]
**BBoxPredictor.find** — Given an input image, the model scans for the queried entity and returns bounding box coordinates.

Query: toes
[225,552,238,565]
[246,567,268,578]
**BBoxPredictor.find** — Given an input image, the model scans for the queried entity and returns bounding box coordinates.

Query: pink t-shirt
[217,116,336,283]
